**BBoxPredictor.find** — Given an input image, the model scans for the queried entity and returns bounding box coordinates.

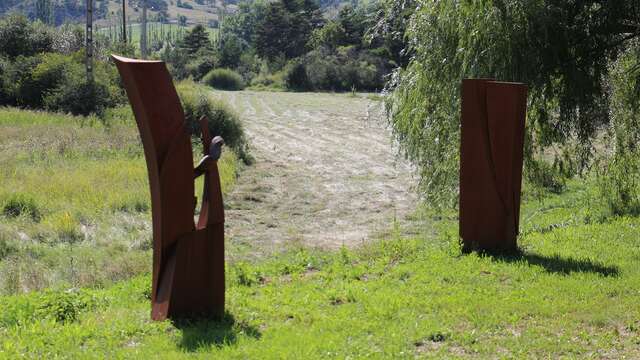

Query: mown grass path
[211,91,419,257]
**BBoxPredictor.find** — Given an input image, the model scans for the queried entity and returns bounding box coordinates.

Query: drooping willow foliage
[383,0,640,208]
[601,41,640,215]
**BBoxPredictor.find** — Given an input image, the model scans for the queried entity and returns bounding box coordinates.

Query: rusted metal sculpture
[112,55,225,320]
[459,79,527,252]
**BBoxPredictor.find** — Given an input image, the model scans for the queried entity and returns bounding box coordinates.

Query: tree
[219,33,246,68]
[0,14,54,59]
[178,24,210,55]
[255,0,323,62]
[309,20,346,50]
[35,0,54,25]
[384,0,640,208]
[178,15,187,26]
[220,0,268,45]
[338,5,366,47]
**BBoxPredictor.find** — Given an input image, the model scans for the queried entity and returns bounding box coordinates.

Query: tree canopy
[384,0,640,208]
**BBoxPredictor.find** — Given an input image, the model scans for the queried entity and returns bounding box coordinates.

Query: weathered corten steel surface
[112,55,225,320]
[459,79,527,252]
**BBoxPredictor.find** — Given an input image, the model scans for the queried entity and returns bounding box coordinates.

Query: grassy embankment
[0,107,639,358]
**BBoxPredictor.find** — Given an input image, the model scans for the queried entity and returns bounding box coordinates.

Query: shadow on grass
[174,312,261,352]
[488,251,619,277]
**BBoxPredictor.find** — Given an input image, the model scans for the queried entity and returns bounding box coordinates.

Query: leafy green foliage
[284,60,311,91]
[1,52,123,115]
[177,81,250,162]
[255,0,323,62]
[202,68,245,91]
[178,24,212,56]
[598,41,640,216]
[0,14,54,59]
[1,178,640,356]
[385,0,640,208]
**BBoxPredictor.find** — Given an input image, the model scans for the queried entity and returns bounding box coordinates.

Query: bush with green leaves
[0,57,11,105]
[0,14,54,59]
[176,81,251,163]
[202,68,245,91]
[283,48,385,92]
[284,60,311,91]
[2,52,122,115]
[44,75,121,116]
[15,53,81,109]
[185,50,218,81]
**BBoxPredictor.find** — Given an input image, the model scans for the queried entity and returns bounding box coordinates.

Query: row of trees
[165,0,408,92]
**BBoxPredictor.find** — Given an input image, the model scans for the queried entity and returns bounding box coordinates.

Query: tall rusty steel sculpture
[459,79,528,252]
[112,55,225,320]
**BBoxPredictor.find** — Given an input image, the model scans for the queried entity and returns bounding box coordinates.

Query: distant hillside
[0,0,223,27]
[0,0,362,27]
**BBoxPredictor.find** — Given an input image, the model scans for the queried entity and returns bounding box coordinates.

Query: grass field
[0,107,237,295]
[96,22,219,46]
[1,178,639,358]
[1,96,640,357]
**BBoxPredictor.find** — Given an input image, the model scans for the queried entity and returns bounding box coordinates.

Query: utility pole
[141,0,148,58]
[86,0,94,83]
[122,0,127,44]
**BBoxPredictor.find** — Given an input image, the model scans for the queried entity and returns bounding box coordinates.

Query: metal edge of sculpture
[459,79,528,252]
[112,55,225,320]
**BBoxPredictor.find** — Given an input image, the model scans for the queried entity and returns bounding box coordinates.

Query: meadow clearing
[0,91,639,358]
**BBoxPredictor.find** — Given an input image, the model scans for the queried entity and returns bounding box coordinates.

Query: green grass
[0,107,238,294]
[2,105,640,357]
[1,173,639,357]
[96,22,219,46]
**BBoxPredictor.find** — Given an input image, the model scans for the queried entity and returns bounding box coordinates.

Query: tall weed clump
[202,68,245,91]
[176,81,251,163]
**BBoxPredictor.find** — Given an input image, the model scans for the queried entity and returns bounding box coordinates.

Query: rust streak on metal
[459,79,527,252]
[112,54,225,320]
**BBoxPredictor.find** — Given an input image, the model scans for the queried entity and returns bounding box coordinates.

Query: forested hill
[1,0,95,26]
[0,0,364,27]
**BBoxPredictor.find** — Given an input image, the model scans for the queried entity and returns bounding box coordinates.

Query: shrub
[43,58,123,116]
[284,61,312,91]
[0,57,12,105]
[284,49,386,92]
[35,290,99,323]
[16,53,81,109]
[5,52,122,115]
[0,15,54,59]
[202,68,245,91]
[304,53,340,90]
[44,75,119,116]
[185,53,218,81]
[251,70,285,90]
[176,81,251,163]
[51,24,84,55]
